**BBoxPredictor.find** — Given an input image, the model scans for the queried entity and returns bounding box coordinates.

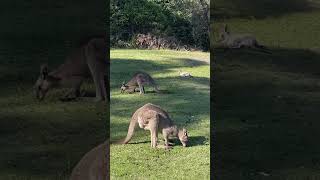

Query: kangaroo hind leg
[149,117,159,148]
[85,42,107,102]
[162,129,172,150]
[137,80,145,95]
[153,84,160,93]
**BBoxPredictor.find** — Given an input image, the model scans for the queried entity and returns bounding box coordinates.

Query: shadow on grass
[170,57,209,65]
[59,90,102,102]
[185,136,208,147]
[111,58,209,96]
[215,47,320,78]
[112,76,210,92]
[111,136,207,147]
[120,90,171,94]
[0,113,106,176]
[212,0,319,20]
[125,136,208,147]
[123,141,150,145]
[110,57,210,148]
[214,46,320,178]
[0,0,107,178]
[111,58,207,82]
[117,76,208,95]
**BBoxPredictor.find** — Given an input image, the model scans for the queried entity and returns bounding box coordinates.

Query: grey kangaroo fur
[69,140,108,180]
[120,71,160,94]
[34,36,108,102]
[117,103,188,149]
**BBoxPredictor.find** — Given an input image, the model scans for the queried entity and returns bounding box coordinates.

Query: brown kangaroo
[34,36,108,102]
[69,140,109,180]
[117,103,188,149]
[120,72,159,94]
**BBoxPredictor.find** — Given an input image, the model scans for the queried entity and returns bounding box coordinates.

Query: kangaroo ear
[40,64,48,79]
[182,128,188,136]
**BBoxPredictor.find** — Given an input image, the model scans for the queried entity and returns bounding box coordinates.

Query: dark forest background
[110,0,210,51]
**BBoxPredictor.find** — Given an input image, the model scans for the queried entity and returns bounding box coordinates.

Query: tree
[110,0,210,51]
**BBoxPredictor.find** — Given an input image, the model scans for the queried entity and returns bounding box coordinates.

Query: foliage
[110,0,210,50]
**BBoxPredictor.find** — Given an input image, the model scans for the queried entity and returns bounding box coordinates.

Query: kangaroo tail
[253,42,272,54]
[254,42,272,54]
[154,85,160,93]
[115,117,138,144]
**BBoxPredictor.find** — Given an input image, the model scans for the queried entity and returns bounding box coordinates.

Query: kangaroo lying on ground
[179,70,193,78]
[120,72,159,94]
[117,103,188,149]
[69,140,109,180]
[34,36,108,102]
[218,24,271,54]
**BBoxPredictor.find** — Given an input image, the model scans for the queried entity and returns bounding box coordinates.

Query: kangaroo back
[139,72,160,92]
[136,72,155,83]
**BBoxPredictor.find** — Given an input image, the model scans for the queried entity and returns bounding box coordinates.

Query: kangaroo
[218,24,271,54]
[120,72,159,94]
[69,140,109,180]
[34,36,108,102]
[178,70,193,78]
[117,103,188,149]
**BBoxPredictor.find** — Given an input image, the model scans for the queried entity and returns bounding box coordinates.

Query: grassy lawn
[212,0,320,179]
[110,49,210,179]
[0,1,106,179]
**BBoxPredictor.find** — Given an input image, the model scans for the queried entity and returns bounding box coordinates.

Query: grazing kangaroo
[69,140,109,180]
[34,36,108,102]
[218,24,271,54]
[117,103,188,149]
[120,72,159,94]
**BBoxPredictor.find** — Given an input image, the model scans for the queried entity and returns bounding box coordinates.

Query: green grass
[212,0,320,179]
[110,49,210,179]
[0,1,106,179]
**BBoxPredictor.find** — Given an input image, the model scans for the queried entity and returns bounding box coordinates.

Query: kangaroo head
[178,128,189,147]
[34,64,60,100]
[219,24,230,41]
[120,81,129,93]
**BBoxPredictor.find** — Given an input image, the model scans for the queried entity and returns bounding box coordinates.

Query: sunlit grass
[110,49,210,179]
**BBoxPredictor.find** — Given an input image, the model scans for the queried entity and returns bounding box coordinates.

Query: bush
[111,0,209,51]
